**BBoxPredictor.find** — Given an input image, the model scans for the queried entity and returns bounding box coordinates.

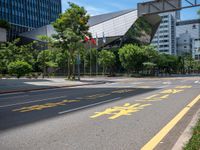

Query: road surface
[0,77,200,150]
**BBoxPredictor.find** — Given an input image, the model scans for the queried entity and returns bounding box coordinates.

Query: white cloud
[61,0,109,16]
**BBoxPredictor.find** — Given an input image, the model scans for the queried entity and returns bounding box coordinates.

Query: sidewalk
[0,78,107,94]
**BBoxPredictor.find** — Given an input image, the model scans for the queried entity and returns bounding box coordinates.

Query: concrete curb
[172,109,200,150]
[0,81,106,95]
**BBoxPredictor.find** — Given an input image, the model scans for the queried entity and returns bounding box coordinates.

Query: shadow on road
[0,87,158,131]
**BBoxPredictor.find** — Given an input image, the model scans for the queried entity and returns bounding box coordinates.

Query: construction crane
[138,0,200,16]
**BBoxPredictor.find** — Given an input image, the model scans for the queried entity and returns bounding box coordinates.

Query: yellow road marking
[141,94,200,150]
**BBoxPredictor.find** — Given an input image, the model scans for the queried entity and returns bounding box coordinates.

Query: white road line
[162,82,171,85]
[1,95,29,99]
[0,96,66,108]
[131,82,144,85]
[194,81,200,84]
[58,97,121,115]
[0,92,25,96]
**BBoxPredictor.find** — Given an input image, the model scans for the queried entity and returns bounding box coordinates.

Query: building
[177,31,192,56]
[151,12,179,55]
[0,27,7,42]
[176,19,200,39]
[20,9,161,49]
[0,0,62,40]
[176,19,200,57]
[193,39,200,61]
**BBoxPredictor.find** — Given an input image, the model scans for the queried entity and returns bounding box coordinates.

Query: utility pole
[77,50,81,81]
[90,41,92,76]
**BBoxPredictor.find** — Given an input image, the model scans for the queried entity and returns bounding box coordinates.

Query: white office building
[176,19,200,57]
[151,12,179,55]
[193,39,200,61]
[177,31,192,56]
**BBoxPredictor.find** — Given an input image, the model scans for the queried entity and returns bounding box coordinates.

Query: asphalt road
[0,77,200,150]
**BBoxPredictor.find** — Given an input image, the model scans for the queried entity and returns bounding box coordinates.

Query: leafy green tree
[37,49,58,77]
[0,39,38,74]
[52,2,90,79]
[84,48,98,74]
[143,62,156,75]
[8,61,32,78]
[118,44,147,73]
[98,50,115,75]
[157,53,179,74]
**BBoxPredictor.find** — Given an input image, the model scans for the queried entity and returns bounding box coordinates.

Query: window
[192,25,197,29]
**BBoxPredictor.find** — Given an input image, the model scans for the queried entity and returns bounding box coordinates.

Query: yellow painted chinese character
[13,100,79,112]
[144,94,169,102]
[160,89,183,94]
[90,103,151,120]
[175,86,192,89]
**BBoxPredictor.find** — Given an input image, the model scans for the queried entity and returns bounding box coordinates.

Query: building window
[192,25,197,29]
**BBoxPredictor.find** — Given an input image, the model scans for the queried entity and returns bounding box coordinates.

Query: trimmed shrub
[8,61,32,78]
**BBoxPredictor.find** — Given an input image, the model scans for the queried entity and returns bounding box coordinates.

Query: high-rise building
[0,0,62,40]
[151,12,179,55]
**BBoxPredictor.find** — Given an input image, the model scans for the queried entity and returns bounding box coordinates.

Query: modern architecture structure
[20,9,161,49]
[0,0,62,40]
[151,12,179,55]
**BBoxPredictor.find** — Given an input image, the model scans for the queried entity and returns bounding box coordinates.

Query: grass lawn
[184,119,200,150]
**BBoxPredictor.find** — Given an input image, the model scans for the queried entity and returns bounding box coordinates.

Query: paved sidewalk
[0,76,199,94]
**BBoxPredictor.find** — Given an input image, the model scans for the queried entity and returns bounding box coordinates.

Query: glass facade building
[0,0,61,40]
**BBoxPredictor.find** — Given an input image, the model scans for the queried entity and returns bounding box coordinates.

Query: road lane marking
[163,82,171,85]
[0,92,25,96]
[13,100,80,112]
[141,94,200,150]
[0,95,29,99]
[58,97,121,115]
[90,103,151,120]
[0,96,66,108]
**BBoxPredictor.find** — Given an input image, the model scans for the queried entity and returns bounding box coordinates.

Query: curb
[172,109,200,150]
[0,81,106,95]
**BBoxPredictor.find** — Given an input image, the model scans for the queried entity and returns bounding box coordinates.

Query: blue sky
[61,0,200,20]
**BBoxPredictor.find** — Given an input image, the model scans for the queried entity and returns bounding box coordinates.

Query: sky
[61,0,200,20]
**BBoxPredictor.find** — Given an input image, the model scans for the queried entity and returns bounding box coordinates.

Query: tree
[84,48,98,73]
[118,44,147,73]
[37,50,58,77]
[98,50,115,75]
[8,61,32,78]
[0,39,38,74]
[52,2,90,80]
